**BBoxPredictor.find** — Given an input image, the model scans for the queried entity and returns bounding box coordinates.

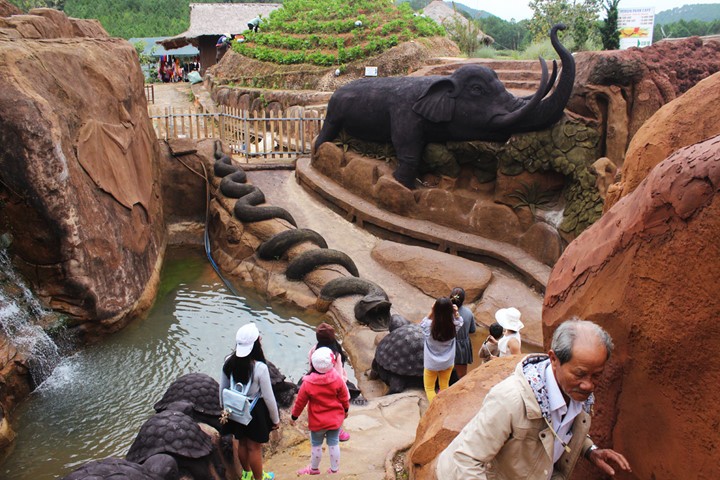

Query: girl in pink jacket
[292,347,350,475]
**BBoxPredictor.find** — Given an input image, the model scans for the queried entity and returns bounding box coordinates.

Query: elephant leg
[393,149,424,189]
[391,130,424,189]
[314,116,342,151]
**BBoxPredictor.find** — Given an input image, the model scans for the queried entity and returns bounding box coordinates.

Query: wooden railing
[149,107,219,140]
[144,84,155,104]
[148,105,325,160]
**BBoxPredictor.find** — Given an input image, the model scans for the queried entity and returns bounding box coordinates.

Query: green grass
[231,0,444,67]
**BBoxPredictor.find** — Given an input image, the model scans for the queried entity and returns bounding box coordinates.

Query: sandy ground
[248,169,545,354]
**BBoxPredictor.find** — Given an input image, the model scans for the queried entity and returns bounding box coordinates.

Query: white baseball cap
[235,323,259,357]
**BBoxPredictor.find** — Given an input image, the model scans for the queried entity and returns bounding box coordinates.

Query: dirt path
[248,169,544,354]
[148,82,195,111]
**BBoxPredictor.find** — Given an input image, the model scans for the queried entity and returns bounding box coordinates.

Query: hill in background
[442,1,493,19]
[655,3,720,23]
[10,0,719,40]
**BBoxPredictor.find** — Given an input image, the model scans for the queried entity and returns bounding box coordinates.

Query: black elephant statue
[314,24,575,189]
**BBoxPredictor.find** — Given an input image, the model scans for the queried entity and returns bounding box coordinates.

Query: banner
[618,7,655,49]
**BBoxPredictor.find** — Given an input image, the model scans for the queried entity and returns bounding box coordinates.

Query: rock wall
[568,37,720,169]
[543,136,720,480]
[0,0,20,17]
[312,135,574,264]
[0,9,165,335]
[407,356,517,480]
[604,71,720,210]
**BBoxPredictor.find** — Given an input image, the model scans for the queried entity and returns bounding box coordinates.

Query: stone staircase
[411,57,551,95]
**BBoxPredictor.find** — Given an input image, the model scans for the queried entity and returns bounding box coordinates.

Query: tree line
[7,0,277,38]
[9,0,720,48]
[654,18,720,42]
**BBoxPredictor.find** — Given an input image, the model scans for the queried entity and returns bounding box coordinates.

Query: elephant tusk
[488,56,549,129]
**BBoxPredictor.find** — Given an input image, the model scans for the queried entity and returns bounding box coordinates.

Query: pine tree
[599,0,620,50]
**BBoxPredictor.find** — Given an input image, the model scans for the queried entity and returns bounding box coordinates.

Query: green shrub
[517,38,560,60]
[230,0,445,67]
[471,46,499,58]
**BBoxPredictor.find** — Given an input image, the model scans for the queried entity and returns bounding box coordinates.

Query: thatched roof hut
[159,2,281,73]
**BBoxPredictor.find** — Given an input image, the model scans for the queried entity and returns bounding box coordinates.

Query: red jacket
[291,369,350,431]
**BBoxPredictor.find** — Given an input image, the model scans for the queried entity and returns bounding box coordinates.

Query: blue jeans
[310,428,340,447]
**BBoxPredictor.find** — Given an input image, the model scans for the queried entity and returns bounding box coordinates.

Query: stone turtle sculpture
[370,318,425,394]
[126,410,223,480]
[153,373,223,430]
[61,454,179,480]
[266,359,299,408]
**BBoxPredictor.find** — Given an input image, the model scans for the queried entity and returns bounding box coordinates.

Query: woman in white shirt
[420,297,464,402]
[495,307,524,357]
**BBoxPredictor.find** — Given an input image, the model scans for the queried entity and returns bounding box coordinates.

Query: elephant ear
[412,79,456,123]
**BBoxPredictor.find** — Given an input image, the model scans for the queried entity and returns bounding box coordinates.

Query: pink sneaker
[327,468,339,474]
[339,428,350,442]
[297,466,321,475]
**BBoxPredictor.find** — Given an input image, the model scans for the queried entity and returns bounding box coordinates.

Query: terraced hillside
[232,0,445,67]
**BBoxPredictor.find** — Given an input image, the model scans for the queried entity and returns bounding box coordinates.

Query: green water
[1,247,335,479]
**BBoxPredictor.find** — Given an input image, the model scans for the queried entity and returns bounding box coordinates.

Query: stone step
[412,57,556,92]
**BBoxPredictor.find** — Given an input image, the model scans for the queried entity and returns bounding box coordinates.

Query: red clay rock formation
[407,356,518,480]
[0,7,107,39]
[0,0,21,17]
[543,135,720,480]
[371,240,493,300]
[0,10,164,334]
[312,142,565,265]
[605,71,720,210]
[569,37,720,167]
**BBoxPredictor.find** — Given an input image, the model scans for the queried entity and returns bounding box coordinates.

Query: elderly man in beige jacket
[436,319,631,479]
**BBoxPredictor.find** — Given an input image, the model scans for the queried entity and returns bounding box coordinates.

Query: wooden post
[277,109,284,158]
[243,109,250,163]
[220,105,226,146]
[300,111,305,154]
[180,108,186,137]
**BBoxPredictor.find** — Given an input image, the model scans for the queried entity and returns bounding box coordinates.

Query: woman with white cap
[495,307,524,357]
[219,322,279,480]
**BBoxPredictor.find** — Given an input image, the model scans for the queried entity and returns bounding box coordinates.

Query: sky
[457,0,719,21]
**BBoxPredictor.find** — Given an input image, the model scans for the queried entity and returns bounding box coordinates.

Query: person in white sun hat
[495,307,524,357]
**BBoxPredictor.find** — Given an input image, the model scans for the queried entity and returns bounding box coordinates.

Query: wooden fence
[144,84,155,104]
[148,105,324,160]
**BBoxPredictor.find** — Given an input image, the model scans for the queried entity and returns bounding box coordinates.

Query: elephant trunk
[487,56,549,129]
[509,23,575,133]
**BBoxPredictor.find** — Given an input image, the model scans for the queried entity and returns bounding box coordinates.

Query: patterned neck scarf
[522,355,595,423]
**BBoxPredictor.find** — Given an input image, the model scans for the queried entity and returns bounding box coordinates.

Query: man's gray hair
[551,318,614,364]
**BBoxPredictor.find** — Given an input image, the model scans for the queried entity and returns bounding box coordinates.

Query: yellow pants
[423,366,454,402]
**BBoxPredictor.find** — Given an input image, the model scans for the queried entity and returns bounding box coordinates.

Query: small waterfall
[537,195,567,230]
[539,206,565,229]
[0,249,62,387]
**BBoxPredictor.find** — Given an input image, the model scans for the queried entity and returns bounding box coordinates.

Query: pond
[1,246,337,479]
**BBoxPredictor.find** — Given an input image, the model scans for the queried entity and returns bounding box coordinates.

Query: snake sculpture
[212,141,391,330]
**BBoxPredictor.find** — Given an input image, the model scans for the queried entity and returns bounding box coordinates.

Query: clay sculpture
[370,322,424,393]
[314,24,575,189]
[126,410,222,480]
